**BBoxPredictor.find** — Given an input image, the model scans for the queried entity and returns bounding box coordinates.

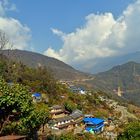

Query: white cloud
[0,0,31,50]
[121,0,140,52]
[0,17,31,49]
[44,47,64,60]
[45,13,118,63]
[45,0,140,70]
[0,0,17,16]
[51,28,65,37]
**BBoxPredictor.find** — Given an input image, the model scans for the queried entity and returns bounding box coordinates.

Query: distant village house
[32,93,42,103]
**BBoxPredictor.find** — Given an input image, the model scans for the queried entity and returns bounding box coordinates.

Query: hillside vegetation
[0,55,121,139]
[0,50,89,80]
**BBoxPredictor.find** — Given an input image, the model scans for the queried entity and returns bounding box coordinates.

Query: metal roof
[70,110,83,119]
[32,93,41,97]
[83,117,104,125]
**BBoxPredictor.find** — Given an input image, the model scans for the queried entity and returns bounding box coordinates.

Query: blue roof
[93,124,104,130]
[83,117,104,125]
[32,93,41,97]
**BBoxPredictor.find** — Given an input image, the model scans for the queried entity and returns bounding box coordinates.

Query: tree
[0,30,13,51]
[0,57,7,76]
[19,66,59,96]
[0,31,9,50]
[117,121,140,140]
[0,77,49,137]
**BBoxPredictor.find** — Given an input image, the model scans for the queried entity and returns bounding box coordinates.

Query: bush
[117,121,140,140]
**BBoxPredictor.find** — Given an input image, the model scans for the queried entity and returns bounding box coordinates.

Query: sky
[0,0,139,71]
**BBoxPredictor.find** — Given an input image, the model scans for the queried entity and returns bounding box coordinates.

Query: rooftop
[56,122,75,129]
[55,116,72,122]
[83,117,104,125]
[32,93,41,97]
[51,105,63,110]
[70,110,83,119]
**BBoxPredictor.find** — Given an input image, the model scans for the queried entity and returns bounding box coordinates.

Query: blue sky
[9,0,133,52]
[0,0,139,72]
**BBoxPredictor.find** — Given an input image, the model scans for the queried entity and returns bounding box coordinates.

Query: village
[0,76,139,140]
[33,93,106,138]
[31,81,137,140]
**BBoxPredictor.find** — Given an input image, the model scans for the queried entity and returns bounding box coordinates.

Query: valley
[0,50,140,140]
[0,0,140,139]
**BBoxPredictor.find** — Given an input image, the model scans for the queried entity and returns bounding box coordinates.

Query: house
[83,117,104,134]
[69,86,86,94]
[50,105,69,119]
[49,116,74,130]
[32,93,42,103]
[78,88,86,94]
[84,114,94,118]
[70,110,84,125]
[49,109,84,130]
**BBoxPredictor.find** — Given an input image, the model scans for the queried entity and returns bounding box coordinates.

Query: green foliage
[86,92,102,105]
[0,57,60,97]
[0,77,49,136]
[64,100,77,113]
[0,77,33,115]
[55,132,96,140]
[58,132,75,140]
[0,60,6,75]
[117,121,140,140]
[94,109,108,118]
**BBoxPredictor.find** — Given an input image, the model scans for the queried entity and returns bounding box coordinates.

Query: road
[108,99,137,121]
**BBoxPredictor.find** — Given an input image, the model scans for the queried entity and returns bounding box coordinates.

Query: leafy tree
[0,77,49,137]
[17,66,60,96]
[117,121,140,140]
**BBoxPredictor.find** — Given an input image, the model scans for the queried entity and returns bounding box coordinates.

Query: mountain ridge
[83,61,140,106]
[80,51,140,74]
[0,49,90,80]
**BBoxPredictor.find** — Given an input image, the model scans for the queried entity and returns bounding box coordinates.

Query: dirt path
[115,105,137,120]
[107,99,137,121]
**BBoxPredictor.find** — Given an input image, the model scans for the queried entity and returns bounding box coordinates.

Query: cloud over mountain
[0,0,31,50]
[45,0,140,71]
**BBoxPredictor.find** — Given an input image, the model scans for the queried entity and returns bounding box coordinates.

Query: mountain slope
[85,62,140,106]
[95,61,140,90]
[0,50,89,80]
